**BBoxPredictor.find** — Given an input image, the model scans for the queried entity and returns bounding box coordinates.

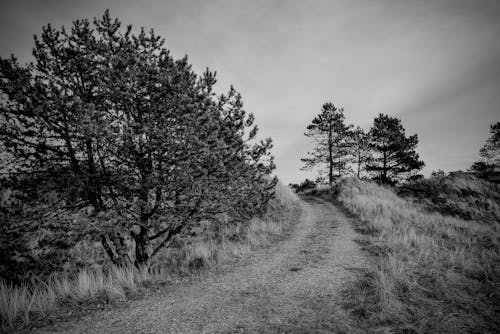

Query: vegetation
[301,102,353,184]
[0,6,495,334]
[400,172,500,223]
[471,121,500,173]
[301,105,424,185]
[336,177,500,333]
[0,10,276,279]
[351,126,371,178]
[289,179,316,193]
[0,181,302,329]
[366,113,424,184]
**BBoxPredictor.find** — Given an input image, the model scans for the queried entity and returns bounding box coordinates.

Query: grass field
[0,181,302,329]
[336,176,500,333]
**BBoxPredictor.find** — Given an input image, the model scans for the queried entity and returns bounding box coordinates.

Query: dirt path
[34,197,369,334]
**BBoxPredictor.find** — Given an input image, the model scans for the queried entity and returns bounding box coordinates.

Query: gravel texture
[32,197,369,334]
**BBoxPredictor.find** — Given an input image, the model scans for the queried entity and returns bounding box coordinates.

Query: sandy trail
[34,197,368,334]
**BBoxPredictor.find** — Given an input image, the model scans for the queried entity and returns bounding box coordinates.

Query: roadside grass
[0,265,159,328]
[336,177,500,333]
[0,180,302,329]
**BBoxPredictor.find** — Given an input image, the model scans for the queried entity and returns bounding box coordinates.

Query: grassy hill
[399,172,500,224]
[336,177,500,333]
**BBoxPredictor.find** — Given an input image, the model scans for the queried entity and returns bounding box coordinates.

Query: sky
[1,0,499,183]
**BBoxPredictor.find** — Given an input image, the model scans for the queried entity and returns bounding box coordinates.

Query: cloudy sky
[1,0,499,183]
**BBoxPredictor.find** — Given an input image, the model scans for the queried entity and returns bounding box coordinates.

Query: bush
[291,179,316,193]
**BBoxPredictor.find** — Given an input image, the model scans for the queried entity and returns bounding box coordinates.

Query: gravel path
[34,197,369,334]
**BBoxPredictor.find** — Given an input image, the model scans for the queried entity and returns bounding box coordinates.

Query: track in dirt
[33,197,369,334]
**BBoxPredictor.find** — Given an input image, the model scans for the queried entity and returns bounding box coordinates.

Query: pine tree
[301,102,353,184]
[0,10,276,268]
[351,126,371,178]
[366,114,424,184]
[471,122,500,172]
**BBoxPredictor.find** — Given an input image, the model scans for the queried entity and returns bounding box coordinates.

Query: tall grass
[0,180,302,330]
[337,177,500,333]
[0,265,157,328]
[401,172,500,223]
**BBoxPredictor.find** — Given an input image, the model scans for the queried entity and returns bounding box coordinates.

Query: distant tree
[471,122,500,172]
[430,169,446,178]
[295,179,316,193]
[469,161,493,173]
[407,174,424,182]
[0,11,276,269]
[366,114,424,184]
[314,176,326,185]
[301,102,353,184]
[351,126,371,178]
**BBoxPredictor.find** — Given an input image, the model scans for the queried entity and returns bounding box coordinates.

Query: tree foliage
[0,10,276,272]
[301,102,353,184]
[351,126,371,178]
[366,114,424,184]
[471,122,500,172]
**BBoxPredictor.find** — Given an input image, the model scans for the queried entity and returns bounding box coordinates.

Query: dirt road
[35,197,368,334]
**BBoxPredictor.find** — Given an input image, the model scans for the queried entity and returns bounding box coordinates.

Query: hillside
[399,172,500,223]
[336,177,500,333]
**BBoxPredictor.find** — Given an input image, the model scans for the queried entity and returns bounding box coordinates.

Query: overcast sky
[1,0,499,183]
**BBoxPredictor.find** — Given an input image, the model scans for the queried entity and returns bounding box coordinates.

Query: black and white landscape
[1,1,499,333]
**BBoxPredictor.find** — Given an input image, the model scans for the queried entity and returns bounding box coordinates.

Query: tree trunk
[101,233,132,267]
[357,150,361,178]
[133,226,150,268]
[338,155,341,178]
[382,150,388,183]
[84,137,105,209]
[328,125,333,185]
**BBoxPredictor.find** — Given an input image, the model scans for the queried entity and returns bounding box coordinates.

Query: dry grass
[0,265,162,328]
[0,180,302,330]
[336,177,500,333]
[156,180,302,271]
[401,172,500,223]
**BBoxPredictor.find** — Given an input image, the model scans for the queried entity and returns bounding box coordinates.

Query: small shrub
[293,179,316,193]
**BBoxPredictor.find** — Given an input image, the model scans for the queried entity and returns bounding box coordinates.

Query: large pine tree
[0,11,276,268]
[301,102,353,184]
[366,113,424,184]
